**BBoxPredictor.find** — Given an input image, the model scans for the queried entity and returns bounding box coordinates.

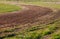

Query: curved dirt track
[0,5,53,27]
[0,5,60,29]
[0,5,60,28]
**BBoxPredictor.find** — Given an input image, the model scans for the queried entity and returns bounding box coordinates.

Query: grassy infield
[0,1,60,39]
[0,3,21,13]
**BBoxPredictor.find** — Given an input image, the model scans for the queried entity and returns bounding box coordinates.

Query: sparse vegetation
[3,20,60,39]
[52,34,60,39]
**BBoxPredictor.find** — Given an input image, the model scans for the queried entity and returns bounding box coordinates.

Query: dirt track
[0,5,60,28]
[0,5,53,27]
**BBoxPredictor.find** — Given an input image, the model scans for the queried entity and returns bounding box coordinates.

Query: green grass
[0,3,21,13]
[3,20,60,39]
[51,32,60,39]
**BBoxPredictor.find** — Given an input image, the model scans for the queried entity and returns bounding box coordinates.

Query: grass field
[0,3,21,13]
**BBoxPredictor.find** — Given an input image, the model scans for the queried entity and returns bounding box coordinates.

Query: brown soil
[0,5,53,27]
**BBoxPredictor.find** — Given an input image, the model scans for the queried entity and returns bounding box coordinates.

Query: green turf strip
[0,3,21,13]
